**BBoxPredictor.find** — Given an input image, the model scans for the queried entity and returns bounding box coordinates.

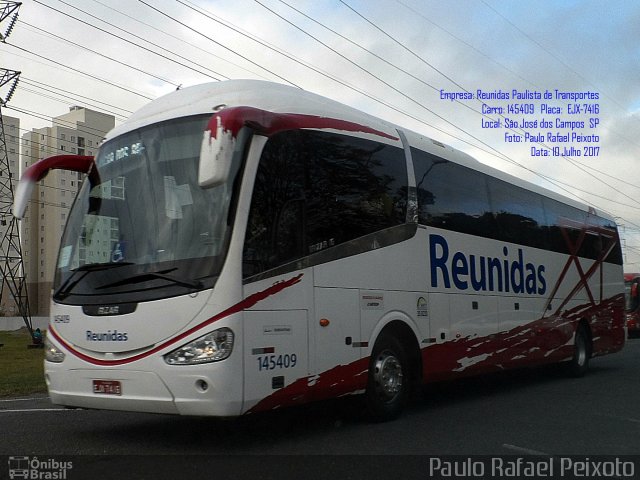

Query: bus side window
[488,177,549,250]
[411,148,494,238]
[243,130,407,279]
[242,132,306,277]
[304,132,406,249]
[273,198,305,266]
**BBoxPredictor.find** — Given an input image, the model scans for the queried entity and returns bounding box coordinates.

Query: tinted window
[488,177,549,249]
[243,131,407,278]
[410,146,621,265]
[544,198,622,265]
[411,147,495,237]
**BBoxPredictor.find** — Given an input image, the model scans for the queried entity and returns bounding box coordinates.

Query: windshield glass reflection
[54,114,240,305]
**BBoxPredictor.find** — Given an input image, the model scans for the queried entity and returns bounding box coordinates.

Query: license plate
[93,379,122,396]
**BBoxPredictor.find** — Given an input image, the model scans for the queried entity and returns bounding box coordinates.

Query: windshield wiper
[55,262,134,300]
[95,267,203,291]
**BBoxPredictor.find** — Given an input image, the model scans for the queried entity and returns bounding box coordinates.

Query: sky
[2,0,640,269]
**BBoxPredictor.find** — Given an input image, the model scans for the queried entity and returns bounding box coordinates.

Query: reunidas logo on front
[8,456,73,479]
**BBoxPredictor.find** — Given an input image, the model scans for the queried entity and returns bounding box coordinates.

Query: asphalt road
[2,339,640,478]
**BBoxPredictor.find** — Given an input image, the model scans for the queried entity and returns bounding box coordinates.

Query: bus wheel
[567,325,591,377]
[365,333,410,421]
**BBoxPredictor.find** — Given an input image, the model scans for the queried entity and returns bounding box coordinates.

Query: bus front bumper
[45,366,243,417]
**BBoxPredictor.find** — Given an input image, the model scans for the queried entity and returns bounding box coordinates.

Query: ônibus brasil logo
[8,456,72,479]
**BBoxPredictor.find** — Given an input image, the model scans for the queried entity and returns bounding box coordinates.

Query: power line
[19,85,128,121]
[5,43,155,100]
[21,76,133,115]
[338,1,470,101]
[393,0,540,90]
[1,47,156,105]
[541,173,640,210]
[31,0,225,81]
[87,0,269,81]
[276,0,440,94]
[18,20,182,88]
[141,0,298,88]
[573,159,640,194]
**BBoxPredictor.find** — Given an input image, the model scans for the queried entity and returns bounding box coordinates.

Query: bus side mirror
[13,155,96,219]
[199,115,235,189]
[198,106,286,189]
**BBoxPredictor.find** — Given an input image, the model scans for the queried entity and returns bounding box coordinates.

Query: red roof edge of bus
[624,273,640,282]
[204,105,399,142]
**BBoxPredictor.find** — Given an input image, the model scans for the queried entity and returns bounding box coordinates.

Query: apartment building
[21,107,115,315]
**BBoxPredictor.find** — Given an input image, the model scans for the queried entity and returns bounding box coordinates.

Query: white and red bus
[15,80,624,420]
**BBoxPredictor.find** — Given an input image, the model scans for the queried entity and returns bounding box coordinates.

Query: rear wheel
[365,333,410,421]
[567,325,591,377]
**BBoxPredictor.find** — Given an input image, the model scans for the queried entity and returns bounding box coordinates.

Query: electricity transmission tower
[0,2,33,339]
[0,1,19,42]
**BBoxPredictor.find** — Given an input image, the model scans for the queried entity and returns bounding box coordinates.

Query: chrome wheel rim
[373,351,403,400]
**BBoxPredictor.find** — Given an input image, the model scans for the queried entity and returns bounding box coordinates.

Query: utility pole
[0,2,33,341]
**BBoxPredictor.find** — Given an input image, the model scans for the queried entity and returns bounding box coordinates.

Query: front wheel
[566,325,591,377]
[365,333,411,421]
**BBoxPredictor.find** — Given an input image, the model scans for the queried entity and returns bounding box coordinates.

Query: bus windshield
[53,114,239,305]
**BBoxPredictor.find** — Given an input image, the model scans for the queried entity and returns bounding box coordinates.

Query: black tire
[365,333,411,422]
[566,325,591,377]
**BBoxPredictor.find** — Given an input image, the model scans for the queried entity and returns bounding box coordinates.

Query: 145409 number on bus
[257,353,298,371]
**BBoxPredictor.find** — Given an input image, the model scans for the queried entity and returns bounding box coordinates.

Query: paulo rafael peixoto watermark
[8,456,72,479]
[429,456,635,479]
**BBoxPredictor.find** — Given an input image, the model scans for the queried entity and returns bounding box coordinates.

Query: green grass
[0,328,47,397]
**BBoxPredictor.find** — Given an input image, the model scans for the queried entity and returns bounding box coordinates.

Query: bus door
[242,272,312,410]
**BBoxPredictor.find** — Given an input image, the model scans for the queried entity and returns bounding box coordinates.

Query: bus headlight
[44,335,66,363]
[164,328,234,365]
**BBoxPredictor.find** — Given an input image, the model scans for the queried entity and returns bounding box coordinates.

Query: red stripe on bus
[206,106,399,142]
[247,294,624,414]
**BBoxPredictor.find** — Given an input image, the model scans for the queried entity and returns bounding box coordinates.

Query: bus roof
[106,80,397,142]
[105,79,614,222]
